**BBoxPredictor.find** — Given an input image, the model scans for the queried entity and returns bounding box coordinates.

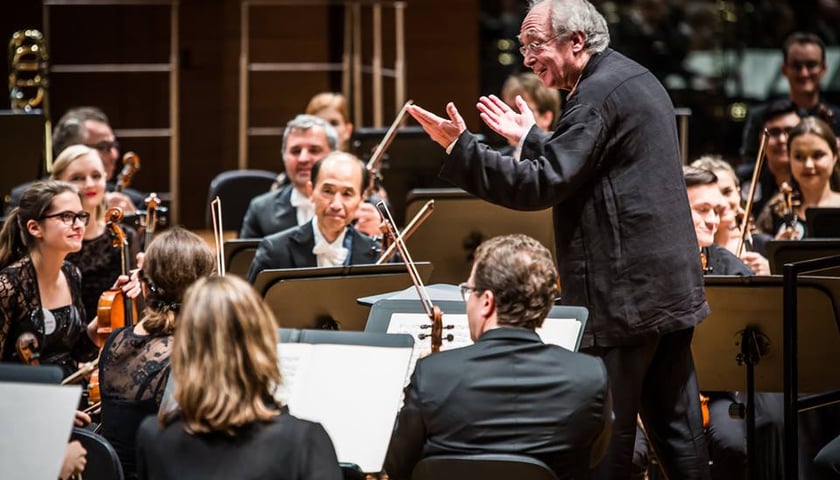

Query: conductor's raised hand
[407,102,466,149]
[478,94,535,146]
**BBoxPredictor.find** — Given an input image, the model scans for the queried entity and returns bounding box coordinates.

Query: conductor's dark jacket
[442,48,709,348]
[384,327,612,480]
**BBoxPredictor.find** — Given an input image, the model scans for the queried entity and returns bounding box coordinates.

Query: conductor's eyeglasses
[459,282,478,302]
[40,211,91,226]
[519,34,561,56]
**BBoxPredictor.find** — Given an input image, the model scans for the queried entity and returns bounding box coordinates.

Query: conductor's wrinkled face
[310,154,364,241]
[519,2,578,91]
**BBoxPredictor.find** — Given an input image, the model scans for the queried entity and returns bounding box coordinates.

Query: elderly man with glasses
[406,0,711,478]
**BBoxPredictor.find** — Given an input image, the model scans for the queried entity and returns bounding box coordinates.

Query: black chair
[0,363,63,384]
[70,427,125,480]
[411,454,559,480]
[205,169,278,232]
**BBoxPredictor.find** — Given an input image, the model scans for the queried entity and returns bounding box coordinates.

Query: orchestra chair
[70,427,125,480]
[0,363,63,384]
[410,454,559,480]
[204,169,278,232]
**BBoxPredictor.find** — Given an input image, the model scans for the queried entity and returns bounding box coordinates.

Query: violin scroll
[15,332,40,365]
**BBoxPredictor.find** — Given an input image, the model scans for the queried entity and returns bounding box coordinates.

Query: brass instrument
[8,29,49,114]
[8,29,53,172]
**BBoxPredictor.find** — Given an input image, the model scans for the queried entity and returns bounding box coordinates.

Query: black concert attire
[441,48,710,479]
[239,183,299,239]
[246,222,379,283]
[136,403,342,480]
[384,327,612,480]
[99,326,172,480]
[66,225,139,323]
[0,257,97,378]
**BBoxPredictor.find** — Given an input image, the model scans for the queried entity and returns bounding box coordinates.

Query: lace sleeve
[0,273,15,360]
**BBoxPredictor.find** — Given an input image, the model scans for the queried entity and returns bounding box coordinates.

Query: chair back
[0,363,63,384]
[205,169,278,231]
[70,427,125,480]
[411,453,559,480]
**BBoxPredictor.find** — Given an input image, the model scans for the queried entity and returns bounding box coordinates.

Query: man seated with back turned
[384,234,613,480]
[246,151,379,282]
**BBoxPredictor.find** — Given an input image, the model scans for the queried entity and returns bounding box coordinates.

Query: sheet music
[0,383,81,480]
[387,312,582,379]
[276,343,413,473]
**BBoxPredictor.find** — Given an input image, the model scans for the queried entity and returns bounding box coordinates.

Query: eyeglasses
[458,282,479,302]
[86,140,120,152]
[39,211,91,226]
[766,127,793,139]
[519,34,561,56]
[786,60,822,72]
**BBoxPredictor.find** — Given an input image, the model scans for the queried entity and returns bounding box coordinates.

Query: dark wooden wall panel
[3,0,480,228]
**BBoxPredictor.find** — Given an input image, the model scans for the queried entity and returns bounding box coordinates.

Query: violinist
[136,275,341,480]
[756,116,840,239]
[51,145,140,323]
[0,180,99,378]
[98,227,215,480]
[247,152,381,282]
[385,234,612,480]
[691,156,771,274]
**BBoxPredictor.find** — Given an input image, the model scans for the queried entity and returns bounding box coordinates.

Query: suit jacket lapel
[347,229,378,265]
[288,223,316,267]
[272,185,297,231]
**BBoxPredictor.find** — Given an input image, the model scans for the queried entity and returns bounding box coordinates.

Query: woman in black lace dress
[136,275,341,480]
[0,180,100,377]
[98,227,215,480]
[51,144,139,322]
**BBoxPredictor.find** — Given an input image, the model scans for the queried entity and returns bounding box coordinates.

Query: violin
[115,152,140,192]
[89,208,138,406]
[143,193,161,248]
[376,200,434,264]
[377,201,453,352]
[15,332,40,365]
[774,182,802,239]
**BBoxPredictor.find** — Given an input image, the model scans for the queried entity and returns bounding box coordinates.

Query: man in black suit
[246,151,379,282]
[239,114,338,239]
[384,234,612,480]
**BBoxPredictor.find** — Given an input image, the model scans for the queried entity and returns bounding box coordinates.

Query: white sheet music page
[387,312,582,378]
[277,343,413,473]
[0,383,81,480]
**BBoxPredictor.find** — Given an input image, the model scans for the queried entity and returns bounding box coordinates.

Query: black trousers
[584,327,711,480]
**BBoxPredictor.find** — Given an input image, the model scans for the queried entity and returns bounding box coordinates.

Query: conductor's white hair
[530,0,610,54]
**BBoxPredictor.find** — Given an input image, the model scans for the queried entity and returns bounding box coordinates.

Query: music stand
[766,239,840,276]
[253,262,433,331]
[806,207,840,238]
[694,274,840,479]
[403,188,555,285]
[223,239,261,278]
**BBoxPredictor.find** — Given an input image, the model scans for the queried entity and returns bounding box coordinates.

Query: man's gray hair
[281,114,339,153]
[530,0,610,54]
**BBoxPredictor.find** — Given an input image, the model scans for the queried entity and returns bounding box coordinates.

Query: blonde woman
[137,275,341,480]
[51,144,139,322]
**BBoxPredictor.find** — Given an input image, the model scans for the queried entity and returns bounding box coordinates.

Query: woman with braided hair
[98,227,215,480]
